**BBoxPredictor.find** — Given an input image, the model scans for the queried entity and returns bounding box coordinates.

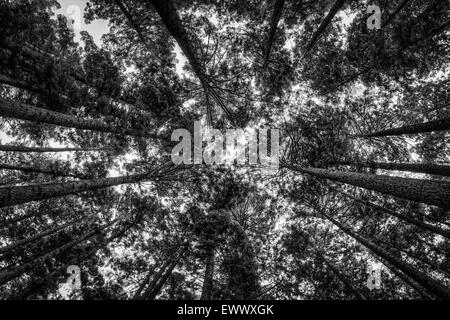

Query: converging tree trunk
[262,0,285,69]
[323,213,450,299]
[200,248,215,300]
[319,254,367,300]
[0,173,152,208]
[0,144,105,153]
[0,218,81,255]
[132,265,157,299]
[0,163,83,179]
[285,165,450,209]
[334,161,450,177]
[148,0,234,124]
[0,98,163,140]
[0,219,117,286]
[147,254,182,300]
[359,117,450,137]
[303,0,347,55]
[337,190,450,239]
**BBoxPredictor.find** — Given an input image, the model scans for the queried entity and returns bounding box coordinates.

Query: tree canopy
[0,0,449,300]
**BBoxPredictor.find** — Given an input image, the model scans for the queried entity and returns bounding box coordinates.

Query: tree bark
[0,219,117,286]
[285,165,450,209]
[263,0,286,69]
[323,213,450,299]
[0,98,163,140]
[147,254,182,300]
[148,0,234,124]
[8,220,135,299]
[200,248,215,300]
[132,264,157,299]
[382,0,412,27]
[320,254,367,300]
[0,218,81,255]
[0,162,83,179]
[113,0,149,47]
[0,173,150,208]
[334,161,450,177]
[138,250,182,300]
[359,117,450,137]
[303,0,347,55]
[377,256,434,299]
[337,190,450,239]
[0,144,105,153]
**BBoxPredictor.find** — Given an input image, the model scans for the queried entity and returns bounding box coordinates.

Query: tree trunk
[359,117,450,137]
[8,220,132,299]
[0,219,117,286]
[323,213,450,299]
[377,256,434,299]
[382,0,412,27]
[377,238,450,279]
[334,161,450,177]
[0,73,45,94]
[0,98,163,140]
[113,0,149,47]
[132,265,157,299]
[0,144,105,153]
[148,0,234,124]
[320,254,367,300]
[147,254,182,300]
[148,0,206,83]
[303,0,347,55]
[0,218,81,255]
[0,162,83,179]
[285,165,450,209]
[138,251,182,300]
[263,0,286,69]
[0,173,150,208]
[337,190,450,239]
[200,248,215,300]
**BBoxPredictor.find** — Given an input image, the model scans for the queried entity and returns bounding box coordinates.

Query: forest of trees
[0,0,448,300]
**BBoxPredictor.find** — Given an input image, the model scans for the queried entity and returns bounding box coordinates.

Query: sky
[55,0,187,74]
[54,0,110,45]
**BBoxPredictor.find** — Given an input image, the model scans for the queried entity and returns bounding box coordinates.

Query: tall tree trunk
[0,73,45,94]
[262,0,286,69]
[113,0,149,47]
[147,254,182,300]
[0,173,151,208]
[0,219,117,286]
[337,190,450,239]
[382,0,412,27]
[148,0,234,124]
[323,213,450,299]
[148,0,206,83]
[377,238,450,279]
[9,220,133,299]
[319,254,367,300]
[0,218,81,255]
[132,264,157,299]
[0,98,163,140]
[138,251,182,300]
[0,162,83,179]
[377,256,434,300]
[334,161,450,177]
[0,144,105,153]
[201,248,215,300]
[303,0,347,55]
[285,165,450,209]
[359,117,450,137]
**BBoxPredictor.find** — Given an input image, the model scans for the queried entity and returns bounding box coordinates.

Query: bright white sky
[54,0,109,45]
[55,0,187,74]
